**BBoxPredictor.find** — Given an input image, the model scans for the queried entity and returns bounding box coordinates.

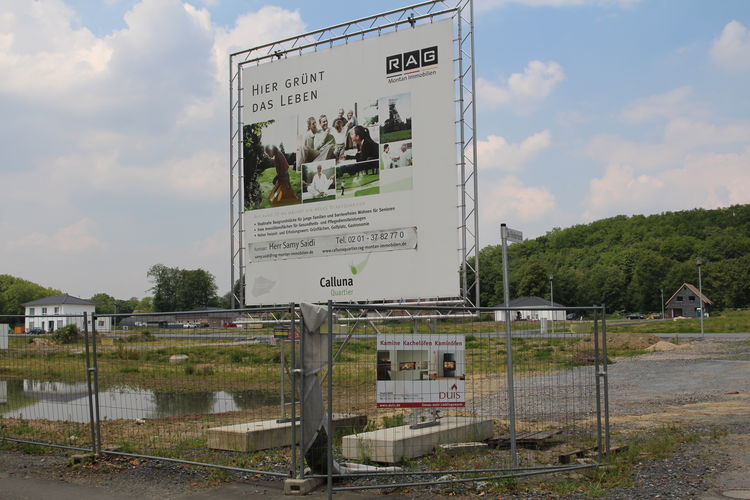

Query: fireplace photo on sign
[376,349,464,382]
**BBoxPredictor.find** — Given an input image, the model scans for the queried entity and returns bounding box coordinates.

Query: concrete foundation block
[207,414,367,452]
[283,477,324,495]
[169,354,188,365]
[341,416,493,464]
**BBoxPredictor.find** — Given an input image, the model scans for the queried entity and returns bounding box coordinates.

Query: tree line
[3,205,748,316]
[0,264,224,316]
[471,204,750,312]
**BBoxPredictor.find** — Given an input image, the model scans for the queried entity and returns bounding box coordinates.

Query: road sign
[505,227,523,244]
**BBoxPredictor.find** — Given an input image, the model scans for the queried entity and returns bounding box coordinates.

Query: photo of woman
[265,145,299,207]
[242,117,301,211]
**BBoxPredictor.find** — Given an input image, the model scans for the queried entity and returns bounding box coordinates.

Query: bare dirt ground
[1,337,749,499]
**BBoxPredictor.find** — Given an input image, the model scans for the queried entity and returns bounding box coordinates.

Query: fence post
[82,312,97,455]
[500,224,518,468]
[289,302,297,477]
[91,314,102,456]
[600,304,611,457]
[592,307,603,462]
[299,310,305,479]
[327,300,334,499]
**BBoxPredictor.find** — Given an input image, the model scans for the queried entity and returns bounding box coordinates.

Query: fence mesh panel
[1,304,608,492]
[0,314,94,451]
[323,304,606,491]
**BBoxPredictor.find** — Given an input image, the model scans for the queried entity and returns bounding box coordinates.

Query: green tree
[135,296,154,313]
[89,293,117,314]
[0,275,62,315]
[517,262,550,298]
[146,265,219,312]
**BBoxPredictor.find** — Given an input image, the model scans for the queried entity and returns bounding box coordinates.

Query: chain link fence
[1,303,609,494]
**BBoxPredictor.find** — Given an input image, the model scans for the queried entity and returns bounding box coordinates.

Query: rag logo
[386,46,438,75]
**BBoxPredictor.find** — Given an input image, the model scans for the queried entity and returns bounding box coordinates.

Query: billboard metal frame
[230,0,480,307]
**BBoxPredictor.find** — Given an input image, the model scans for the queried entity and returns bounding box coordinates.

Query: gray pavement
[0,472,408,499]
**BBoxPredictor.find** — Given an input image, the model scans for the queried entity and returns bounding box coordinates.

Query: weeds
[381,413,406,428]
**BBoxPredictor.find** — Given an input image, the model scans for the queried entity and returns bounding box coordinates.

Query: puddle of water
[0,379,280,422]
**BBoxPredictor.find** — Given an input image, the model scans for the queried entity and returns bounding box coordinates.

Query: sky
[1,0,749,300]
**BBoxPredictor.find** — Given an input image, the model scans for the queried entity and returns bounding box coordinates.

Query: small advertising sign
[376,333,465,408]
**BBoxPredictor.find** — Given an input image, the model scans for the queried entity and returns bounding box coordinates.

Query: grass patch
[541,424,702,497]
[381,413,406,429]
[607,309,750,334]
[355,186,379,196]
[381,129,412,142]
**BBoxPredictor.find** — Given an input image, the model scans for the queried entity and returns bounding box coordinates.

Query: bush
[51,324,80,344]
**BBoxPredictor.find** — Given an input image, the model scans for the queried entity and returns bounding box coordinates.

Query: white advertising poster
[376,333,465,408]
[241,20,457,304]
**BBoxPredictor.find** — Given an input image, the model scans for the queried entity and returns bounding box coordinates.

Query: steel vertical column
[326,301,334,500]
[90,314,102,455]
[237,67,245,308]
[299,314,306,479]
[592,308,603,462]
[501,224,518,468]
[82,312,97,455]
[229,54,236,308]
[456,4,468,303]
[290,303,298,476]
[600,305,611,456]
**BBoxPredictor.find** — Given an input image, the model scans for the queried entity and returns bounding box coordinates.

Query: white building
[494,296,567,322]
[23,294,111,333]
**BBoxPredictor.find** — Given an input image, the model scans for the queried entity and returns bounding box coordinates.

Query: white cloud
[710,20,750,71]
[477,60,564,110]
[9,218,106,253]
[620,86,693,123]
[583,164,664,219]
[0,0,304,297]
[477,130,551,172]
[0,0,112,96]
[212,6,305,82]
[481,176,557,223]
[476,0,640,11]
[583,149,750,220]
[587,117,750,172]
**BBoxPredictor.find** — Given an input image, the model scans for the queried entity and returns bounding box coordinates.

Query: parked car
[626,313,645,320]
[26,327,45,335]
[566,313,579,321]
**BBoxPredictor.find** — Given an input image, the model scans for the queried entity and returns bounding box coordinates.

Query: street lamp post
[696,257,704,337]
[660,288,664,320]
[549,274,554,335]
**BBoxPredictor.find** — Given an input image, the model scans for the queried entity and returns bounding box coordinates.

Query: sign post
[500,223,522,468]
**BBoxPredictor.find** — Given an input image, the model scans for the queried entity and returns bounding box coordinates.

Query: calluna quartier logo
[386,45,438,81]
[318,254,371,297]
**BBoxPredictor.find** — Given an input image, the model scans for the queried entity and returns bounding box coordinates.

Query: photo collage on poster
[242,93,414,210]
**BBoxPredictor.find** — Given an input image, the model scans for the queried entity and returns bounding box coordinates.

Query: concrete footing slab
[341,416,494,464]
[283,477,324,495]
[207,414,367,452]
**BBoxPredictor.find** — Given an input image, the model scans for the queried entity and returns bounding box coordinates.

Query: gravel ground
[2,337,749,499]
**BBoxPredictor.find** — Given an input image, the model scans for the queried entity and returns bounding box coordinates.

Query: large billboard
[241,20,457,304]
